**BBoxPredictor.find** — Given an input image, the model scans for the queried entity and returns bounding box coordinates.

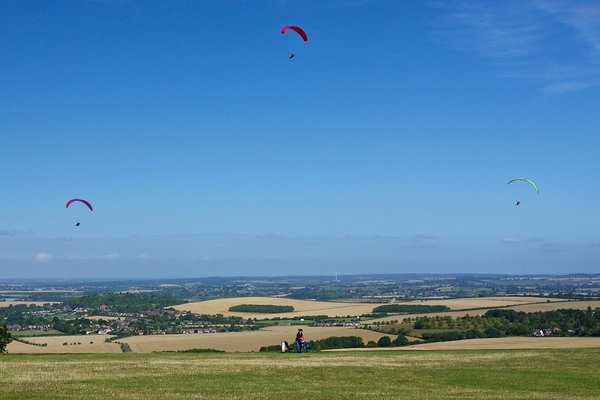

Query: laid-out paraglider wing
[281,26,308,42]
[66,199,93,211]
[508,178,539,193]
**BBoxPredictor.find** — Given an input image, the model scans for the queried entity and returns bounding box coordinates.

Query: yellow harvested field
[410,296,565,310]
[7,297,600,354]
[509,300,600,313]
[173,296,563,319]
[173,297,378,319]
[371,300,600,323]
[121,326,387,353]
[6,334,121,354]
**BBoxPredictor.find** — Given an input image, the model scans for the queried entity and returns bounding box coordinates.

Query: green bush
[229,304,294,313]
[373,304,450,313]
[314,336,364,350]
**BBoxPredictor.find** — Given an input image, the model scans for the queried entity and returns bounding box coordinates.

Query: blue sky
[1,0,600,279]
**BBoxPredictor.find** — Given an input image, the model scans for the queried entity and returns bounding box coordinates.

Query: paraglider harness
[283,340,314,352]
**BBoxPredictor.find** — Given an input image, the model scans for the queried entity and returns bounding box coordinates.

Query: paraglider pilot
[75,222,80,226]
[289,53,295,59]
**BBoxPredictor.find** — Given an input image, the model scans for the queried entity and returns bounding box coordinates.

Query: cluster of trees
[368,334,409,347]
[63,293,184,313]
[0,323,12,353]
[260,334,412,352]
[314,336,365,350]
[411,307,600,341]
[373,304,450,313]
[52,317,92,335]
[228,304,294,313]
[0,303,52,326]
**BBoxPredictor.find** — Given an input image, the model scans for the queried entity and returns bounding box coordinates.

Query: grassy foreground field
[1,349,599,399]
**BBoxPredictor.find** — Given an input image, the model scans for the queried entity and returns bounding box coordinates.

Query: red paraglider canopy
[281,26,308,42]
[66,199,93,211]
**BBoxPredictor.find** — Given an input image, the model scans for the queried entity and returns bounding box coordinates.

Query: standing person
[295,328,305,354]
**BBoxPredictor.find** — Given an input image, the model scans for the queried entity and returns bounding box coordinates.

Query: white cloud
[501,237,542,244]
[415,233,437,240]
[434,0,600,91]
[103,254,120,260]
[35,252,52,262]
[134,254,148,259]
[257,232,285,240]
[0,229,35,236]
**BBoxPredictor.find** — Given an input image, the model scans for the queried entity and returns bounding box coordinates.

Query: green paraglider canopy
[508,178,539,193]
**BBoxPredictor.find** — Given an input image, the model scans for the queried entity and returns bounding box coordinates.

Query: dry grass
[327,337,600,351]
[6,334,121,354]
[7,297,600,354]
[122,325,387,353]
[2,350,600,399]
[410,296,565,309]
[371,300,600,323]
[400,337,600,350]
[172,296,560,318]
[173,297,378,318]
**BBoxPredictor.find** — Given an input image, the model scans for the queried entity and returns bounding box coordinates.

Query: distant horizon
[2,271,600,284]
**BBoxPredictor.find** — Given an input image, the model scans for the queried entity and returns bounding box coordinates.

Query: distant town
[2,273,599,343]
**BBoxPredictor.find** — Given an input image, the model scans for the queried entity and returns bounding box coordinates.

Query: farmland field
[172,296,567,319]
[7,334,121,354]
[7,297,600,354]
[1,350,599,399]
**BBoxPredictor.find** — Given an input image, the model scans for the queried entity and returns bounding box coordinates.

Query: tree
[377,336,392,347]
[1,323,13,353]
[392,334,409,346]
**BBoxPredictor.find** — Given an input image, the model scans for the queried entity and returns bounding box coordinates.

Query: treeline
[62,293,184,313]
[52,317,93,335]
[314,336,364,350]
[373,304,450,313]
[411,307,600,339]
[158,348,225,353]
[0,303,52,326]
[260,335,413,352]
[228,304,294,313]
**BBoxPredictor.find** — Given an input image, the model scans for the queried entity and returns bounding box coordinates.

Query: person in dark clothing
[295,328,305,354]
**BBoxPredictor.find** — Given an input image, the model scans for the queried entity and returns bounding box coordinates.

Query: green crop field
[1,349,599,399]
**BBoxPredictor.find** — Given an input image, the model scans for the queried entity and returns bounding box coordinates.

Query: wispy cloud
[35,252,52,262]
[501,237,542,244]
[257,232,285,240]
[0,229,35,236]
[103,254,120,260]
[415,233,437,240]
[433,0,600,92]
